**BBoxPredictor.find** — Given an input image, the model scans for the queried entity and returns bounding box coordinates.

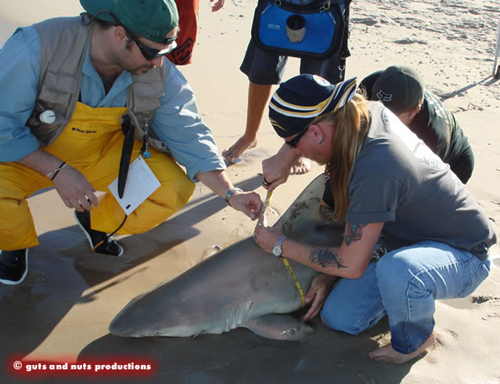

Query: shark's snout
[108,296,158,337]
[109,312,138,337]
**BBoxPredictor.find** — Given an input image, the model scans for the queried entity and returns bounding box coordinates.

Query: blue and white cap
[269,75,358,138]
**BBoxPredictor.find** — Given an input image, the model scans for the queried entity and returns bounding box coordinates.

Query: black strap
[118,114,134,198]
[261,0,326,12]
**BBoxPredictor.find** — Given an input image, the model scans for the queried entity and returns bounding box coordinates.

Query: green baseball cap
[371,66,425,115]
[80,0,179,44]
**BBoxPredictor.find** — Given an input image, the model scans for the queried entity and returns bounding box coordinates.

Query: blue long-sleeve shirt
[0,26,226,181]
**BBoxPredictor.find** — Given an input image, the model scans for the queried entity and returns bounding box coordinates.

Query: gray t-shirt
[346,102,496,260]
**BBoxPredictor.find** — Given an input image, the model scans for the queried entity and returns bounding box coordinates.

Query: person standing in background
[167,0,225,65]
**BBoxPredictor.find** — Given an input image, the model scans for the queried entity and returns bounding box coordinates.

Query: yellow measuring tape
[281,258,306,307]
[257,189,306,307]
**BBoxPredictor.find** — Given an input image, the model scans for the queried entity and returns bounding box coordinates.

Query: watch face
[272,245,281,257]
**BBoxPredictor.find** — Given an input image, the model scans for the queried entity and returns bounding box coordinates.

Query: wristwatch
[224,187,243,206]
[272,235,287,258]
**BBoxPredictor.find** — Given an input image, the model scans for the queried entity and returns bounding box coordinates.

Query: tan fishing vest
[26,15,170,153]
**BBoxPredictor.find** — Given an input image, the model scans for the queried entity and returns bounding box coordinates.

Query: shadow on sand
[77,317,413,384]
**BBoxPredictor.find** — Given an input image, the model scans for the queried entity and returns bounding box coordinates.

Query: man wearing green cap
[361,66,475,184]
[0,0,262,286]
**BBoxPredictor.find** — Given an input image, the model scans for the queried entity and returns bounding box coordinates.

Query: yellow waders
[0,102,195,251]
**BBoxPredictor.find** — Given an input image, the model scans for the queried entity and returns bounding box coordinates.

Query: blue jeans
[320,241,491,354]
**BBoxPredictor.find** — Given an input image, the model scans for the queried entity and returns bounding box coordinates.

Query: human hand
[222,133,257,164]
[300,274,338,322]
[253,226,283,254]
[262,144,299,190]
[210,0,225,12]
[228,190,262,220]
[52,165,99,212]
[261,155,291,190]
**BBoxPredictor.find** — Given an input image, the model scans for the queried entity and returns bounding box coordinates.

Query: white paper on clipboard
[109,156,161,216]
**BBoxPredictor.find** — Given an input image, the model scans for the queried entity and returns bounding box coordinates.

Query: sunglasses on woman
[285,127,309,148]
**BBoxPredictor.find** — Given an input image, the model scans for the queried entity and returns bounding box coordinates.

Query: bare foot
[368,331,436,364]
[290,157,312,175]
[222,135,257,163]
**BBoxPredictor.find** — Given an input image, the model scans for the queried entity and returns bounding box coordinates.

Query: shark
[109,174,345,341]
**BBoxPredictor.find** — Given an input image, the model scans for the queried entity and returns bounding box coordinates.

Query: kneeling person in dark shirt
[361,65,474,184]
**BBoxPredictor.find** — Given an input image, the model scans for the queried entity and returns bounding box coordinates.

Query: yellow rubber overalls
[0,102,195,251]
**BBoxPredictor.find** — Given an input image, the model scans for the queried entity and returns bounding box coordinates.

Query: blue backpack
[251,0,351,59]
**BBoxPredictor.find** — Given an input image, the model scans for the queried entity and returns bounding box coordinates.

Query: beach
[0,0,499,383]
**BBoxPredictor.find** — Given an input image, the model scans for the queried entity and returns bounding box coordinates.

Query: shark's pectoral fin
[240,314,314,341]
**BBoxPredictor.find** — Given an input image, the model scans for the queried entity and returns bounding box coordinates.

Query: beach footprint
[471,295,500,304]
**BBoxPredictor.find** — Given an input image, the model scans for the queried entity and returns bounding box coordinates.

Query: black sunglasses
[285,127,309,148]
[105,12,177,61]
[126,28,177,61]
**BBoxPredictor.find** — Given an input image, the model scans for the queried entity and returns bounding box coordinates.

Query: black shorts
[240,39,346,85]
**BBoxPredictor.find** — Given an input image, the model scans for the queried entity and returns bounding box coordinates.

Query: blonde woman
[253,74,496,363]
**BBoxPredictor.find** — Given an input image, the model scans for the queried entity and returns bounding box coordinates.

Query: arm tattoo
[344,223,367,246]
[310,248,346,269]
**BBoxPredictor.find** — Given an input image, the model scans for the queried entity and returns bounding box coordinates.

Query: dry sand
[0,0,499,383]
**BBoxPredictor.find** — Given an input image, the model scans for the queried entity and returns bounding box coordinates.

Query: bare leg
[368,330,436,364]
[222,82,272,163]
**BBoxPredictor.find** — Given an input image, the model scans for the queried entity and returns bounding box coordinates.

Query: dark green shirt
[361,72,474,183]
